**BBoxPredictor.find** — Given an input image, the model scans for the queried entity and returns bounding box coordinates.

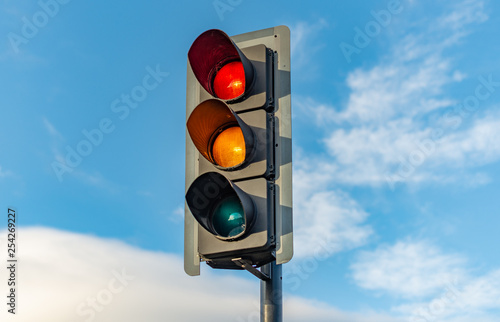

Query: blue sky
[1,0,500,321]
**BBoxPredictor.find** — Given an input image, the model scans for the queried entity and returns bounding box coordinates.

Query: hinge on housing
[232,258,270,281]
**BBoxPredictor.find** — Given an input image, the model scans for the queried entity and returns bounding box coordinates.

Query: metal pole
[260,261,282,322]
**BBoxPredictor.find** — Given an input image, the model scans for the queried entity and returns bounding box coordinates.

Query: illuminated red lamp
[188,29,254,101]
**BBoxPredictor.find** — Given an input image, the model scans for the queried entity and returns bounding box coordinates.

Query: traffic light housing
[184,26,292,275]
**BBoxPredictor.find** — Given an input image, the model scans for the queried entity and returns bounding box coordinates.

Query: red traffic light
[213,61,245,100]
[188,29,254,101]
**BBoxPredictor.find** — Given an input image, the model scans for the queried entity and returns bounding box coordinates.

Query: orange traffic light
[186,99,255,170]
[212,126,245,168]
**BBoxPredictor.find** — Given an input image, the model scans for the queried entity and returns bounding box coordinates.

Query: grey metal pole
[260,262,282,322]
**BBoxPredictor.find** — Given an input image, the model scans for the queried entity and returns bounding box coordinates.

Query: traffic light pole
[260,262,282,322]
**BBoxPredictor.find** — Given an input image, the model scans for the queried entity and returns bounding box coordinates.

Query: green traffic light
[212,195,245,238]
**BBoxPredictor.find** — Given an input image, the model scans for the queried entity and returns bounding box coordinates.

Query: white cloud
[336,0,489,126]
[393,269,500,322]
[294,0,498,187]
[351,240,467,298]
[5,229,495,322]
[322,111,500,186]
[293,188,373,259]
[351,239,500,321]
[338,55,455,124]
[292,158,373,259]
[0,227,257,322]
[0,227,404,322]
[435,114,500,167]
[438,0,488,33]
[284,297,404,322]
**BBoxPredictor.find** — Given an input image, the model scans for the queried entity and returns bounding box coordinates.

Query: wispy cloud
[43,116,123,192]
[392,268,500,321]
[293,158,373,259]
[0,165,13,178]
[351,240,467,298]
[43,117,64,140]
[437,0,488,34]
[295,0,497,187]
[322,109,500,186]
[72,170,124,194]
[338,55,457,124]
[170,205,184,223]
[43,116,66,165]
[351,238,500,321]
[289,19,328,79]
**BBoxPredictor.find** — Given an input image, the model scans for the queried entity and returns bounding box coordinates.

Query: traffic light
[184,26,292,275]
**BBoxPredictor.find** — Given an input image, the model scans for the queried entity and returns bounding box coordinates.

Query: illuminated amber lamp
[186,99,255,170]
